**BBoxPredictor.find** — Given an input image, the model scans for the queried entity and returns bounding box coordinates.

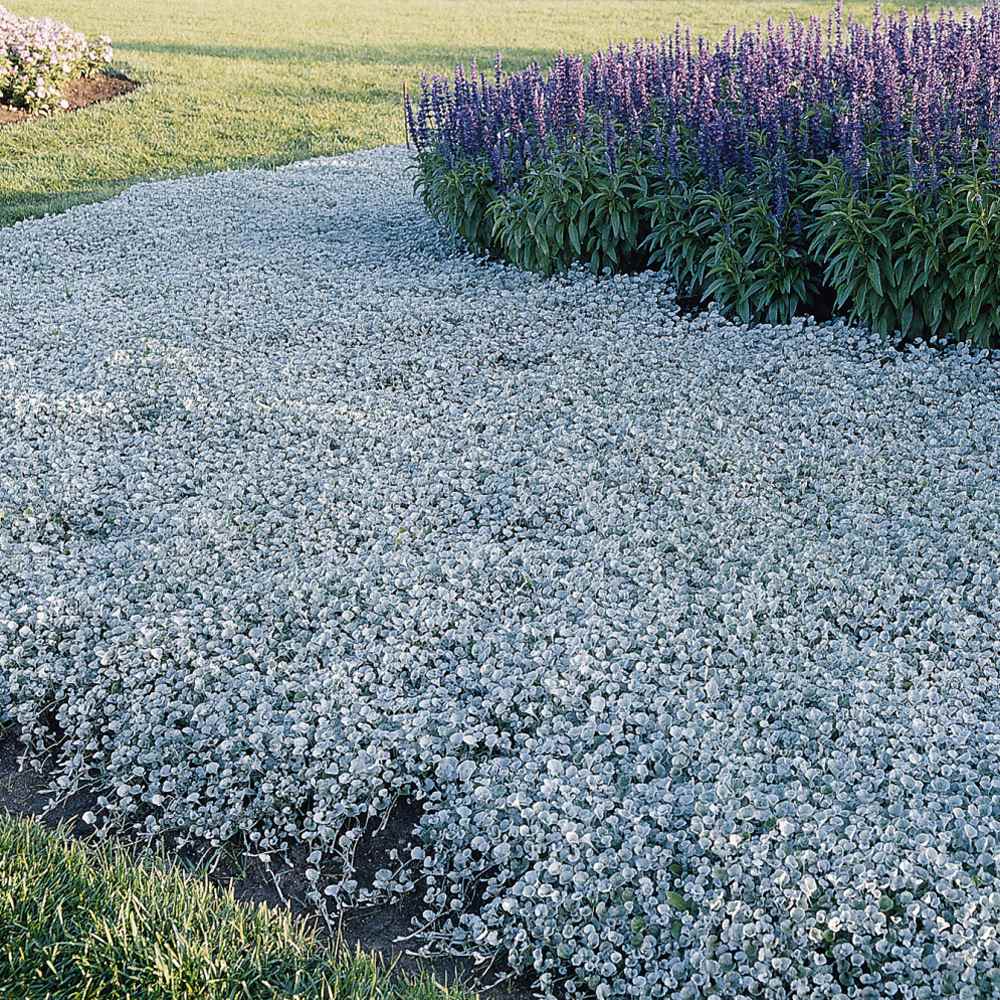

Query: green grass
[1,0,898,228]
[0,812,472,1000]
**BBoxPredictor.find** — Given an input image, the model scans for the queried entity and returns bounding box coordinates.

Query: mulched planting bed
[0,71,137,125]
[2,146,999,1000]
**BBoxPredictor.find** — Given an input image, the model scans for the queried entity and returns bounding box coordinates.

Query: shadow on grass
[312,86,402,105]
[0,186,128,227]
[0,135,364,229]
[117,40,569,69]
[114,2,874,68]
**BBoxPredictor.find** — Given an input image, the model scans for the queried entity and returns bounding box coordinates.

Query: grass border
[0,812,476,1000]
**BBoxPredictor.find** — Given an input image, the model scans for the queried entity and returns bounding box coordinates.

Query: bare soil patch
[0,73,138,125]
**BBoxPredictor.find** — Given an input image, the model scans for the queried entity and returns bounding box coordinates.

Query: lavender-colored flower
[0,3,112,112]
[489,138,504,189]
[653,128,666,178]
[772,145,789,217]
[667,125,681,179]
[604,114,617,174]
[412,2,1000,201]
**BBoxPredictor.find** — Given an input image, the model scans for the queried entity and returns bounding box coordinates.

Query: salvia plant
[0,4,112,113]
[407,2,1000,347]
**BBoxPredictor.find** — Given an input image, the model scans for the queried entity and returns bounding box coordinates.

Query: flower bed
[3,148,1000,1000]
[0,4,112,113]
[408,2,1000,347]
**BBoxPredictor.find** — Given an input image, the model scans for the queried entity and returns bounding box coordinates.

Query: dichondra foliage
[3,148,1000,999]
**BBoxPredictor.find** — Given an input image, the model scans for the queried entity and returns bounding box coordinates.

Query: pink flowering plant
[0,4,112,113]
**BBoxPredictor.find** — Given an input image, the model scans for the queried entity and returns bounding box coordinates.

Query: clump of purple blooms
[0,4,112,113]
[408,2,1000,346]
[407,1,1000,195]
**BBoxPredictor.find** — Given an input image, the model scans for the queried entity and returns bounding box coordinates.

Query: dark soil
[0,72,138,125]
[0,726,533,999]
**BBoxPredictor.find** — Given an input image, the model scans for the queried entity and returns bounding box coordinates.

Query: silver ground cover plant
[1,147,999,1000]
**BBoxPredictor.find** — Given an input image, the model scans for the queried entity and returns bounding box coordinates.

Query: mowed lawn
[1,0,900,228]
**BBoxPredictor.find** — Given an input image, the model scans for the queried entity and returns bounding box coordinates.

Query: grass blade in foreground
[0,814,472,1000]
